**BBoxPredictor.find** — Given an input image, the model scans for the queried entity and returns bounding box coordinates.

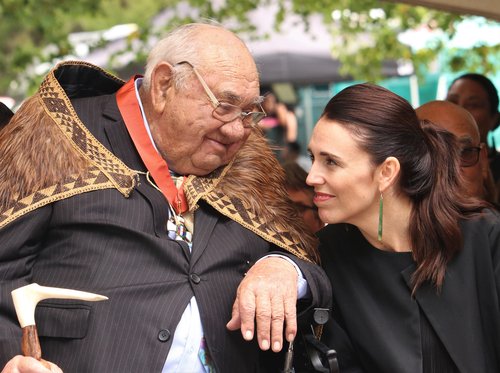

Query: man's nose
[219,117,246,139]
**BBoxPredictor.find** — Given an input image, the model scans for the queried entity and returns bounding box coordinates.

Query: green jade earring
[378,193,383,242]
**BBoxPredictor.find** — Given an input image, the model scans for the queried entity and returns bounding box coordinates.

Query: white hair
[142,21,237,91]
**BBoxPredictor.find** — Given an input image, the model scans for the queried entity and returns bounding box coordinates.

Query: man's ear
[377,156,400,192]
[150,62,174,114]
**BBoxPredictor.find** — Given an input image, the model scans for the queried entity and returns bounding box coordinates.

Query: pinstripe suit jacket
[0,93,330,372]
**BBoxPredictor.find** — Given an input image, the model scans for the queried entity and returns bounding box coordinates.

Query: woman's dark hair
[321,83,484,293]
[450,73,499,116]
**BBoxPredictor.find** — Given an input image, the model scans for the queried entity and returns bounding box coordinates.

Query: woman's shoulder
[462,208,500,231]
[461,209,500,254]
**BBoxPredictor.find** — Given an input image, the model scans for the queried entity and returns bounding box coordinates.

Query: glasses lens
[213,103,240,122]
[251,112,266,124]
[213,103,266,128]
[460,147,480,167]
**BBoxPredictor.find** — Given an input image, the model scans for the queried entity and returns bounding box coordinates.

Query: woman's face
[446,78,498,143]
[306,118,379,227]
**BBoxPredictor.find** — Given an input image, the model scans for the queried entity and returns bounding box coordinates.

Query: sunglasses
[460,144,484,167]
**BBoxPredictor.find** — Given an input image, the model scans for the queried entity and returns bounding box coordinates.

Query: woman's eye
[326,158,337,166]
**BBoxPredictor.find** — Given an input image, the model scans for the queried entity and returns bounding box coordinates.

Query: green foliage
[0,0,98,90]
[0,0,166,96]
[448,45,500,73]
[0,0,498,98]
[282,0,465,81]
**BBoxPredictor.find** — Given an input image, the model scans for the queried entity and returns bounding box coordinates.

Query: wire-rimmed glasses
[175,61,266,128]
[460,143,484,167]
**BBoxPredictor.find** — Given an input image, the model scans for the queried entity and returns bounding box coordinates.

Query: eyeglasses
[175,61,266,128]
[460,143,483,167]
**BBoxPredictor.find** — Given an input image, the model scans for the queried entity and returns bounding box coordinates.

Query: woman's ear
[150,62,174,114]
[377,156,400,192]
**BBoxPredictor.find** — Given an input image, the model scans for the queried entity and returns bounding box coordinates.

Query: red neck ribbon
[116,77,188,214]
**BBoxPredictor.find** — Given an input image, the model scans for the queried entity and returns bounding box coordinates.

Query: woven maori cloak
[0,61,318,263]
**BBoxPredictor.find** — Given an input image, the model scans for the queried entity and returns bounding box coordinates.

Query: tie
[167,174,193,245]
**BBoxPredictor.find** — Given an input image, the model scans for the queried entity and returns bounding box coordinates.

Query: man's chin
[189,155,230,176]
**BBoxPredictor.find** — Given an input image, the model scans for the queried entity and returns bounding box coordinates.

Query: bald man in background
[416,100,497,204]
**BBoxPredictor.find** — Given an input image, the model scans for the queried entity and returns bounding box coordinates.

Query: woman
[259,92,298,161]
[307,83,500,373]
[446,73,500,183]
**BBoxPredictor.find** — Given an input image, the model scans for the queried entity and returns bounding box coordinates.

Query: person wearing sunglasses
[446,74,500,199]
[0,23,330,373]
[416,100,498,204]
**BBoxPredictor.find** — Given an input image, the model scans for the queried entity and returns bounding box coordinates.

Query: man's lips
[206,138,230,151]
[313,192,334,203]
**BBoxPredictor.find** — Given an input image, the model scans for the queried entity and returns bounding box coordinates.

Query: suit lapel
[401,261,482,372]
[102,96,145,171]
[101,95,170,237]
[190,204,219,267]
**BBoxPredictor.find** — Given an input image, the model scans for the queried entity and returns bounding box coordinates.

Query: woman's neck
[359,195,413,253]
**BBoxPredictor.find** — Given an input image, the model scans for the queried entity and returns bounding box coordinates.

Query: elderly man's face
[146,34,260,176]
[457,136,487,199]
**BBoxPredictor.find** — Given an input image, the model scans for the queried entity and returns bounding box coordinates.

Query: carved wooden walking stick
[11,283,107,364]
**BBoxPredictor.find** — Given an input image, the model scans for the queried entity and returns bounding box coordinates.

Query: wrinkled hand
[226,256,298,352]
[1,356,62,373]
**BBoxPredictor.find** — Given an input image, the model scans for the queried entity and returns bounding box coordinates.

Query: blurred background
[0,0,498,154]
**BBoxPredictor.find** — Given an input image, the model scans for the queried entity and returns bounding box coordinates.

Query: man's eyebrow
[218,90,240,102]
[464,97,485,103]
[218,90,265,106]
[458,135,474,145]
[466,94,484,101]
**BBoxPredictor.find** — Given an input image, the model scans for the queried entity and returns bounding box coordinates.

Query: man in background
[416,100,497,204]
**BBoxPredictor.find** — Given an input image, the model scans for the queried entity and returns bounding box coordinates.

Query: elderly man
[0,23,330,372]
[416,100,497,203]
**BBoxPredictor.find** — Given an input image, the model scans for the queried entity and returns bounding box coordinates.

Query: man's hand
[226,256,298,352]
[1,356,62,373]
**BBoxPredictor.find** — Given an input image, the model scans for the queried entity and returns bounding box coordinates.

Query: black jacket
[320,211,500,373]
